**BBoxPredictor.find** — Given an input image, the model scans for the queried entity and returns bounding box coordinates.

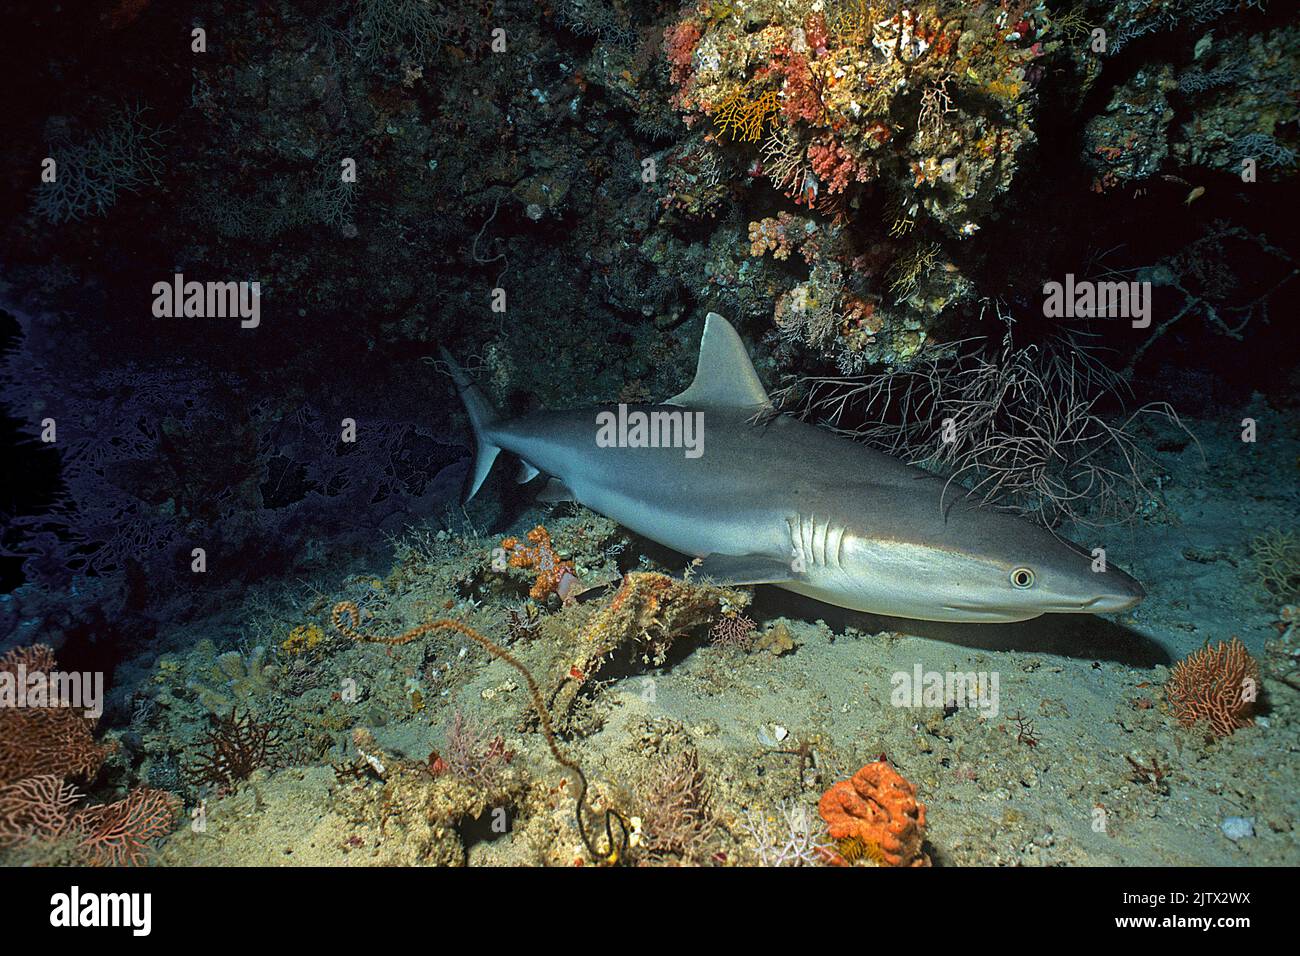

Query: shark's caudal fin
[438,346,501,503]
[664,313,771,410]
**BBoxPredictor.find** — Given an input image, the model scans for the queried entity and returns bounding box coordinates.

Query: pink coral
[807,137,870,194]
[663,19,702,86]
[774,51,826,125]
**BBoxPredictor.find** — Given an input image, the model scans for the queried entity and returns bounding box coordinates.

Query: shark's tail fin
[438,346,501,503]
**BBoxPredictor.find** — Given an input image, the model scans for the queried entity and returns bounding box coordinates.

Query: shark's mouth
[938,604,1045,623]
[942,593,1140,617]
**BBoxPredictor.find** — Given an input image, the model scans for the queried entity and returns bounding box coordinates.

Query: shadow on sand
[751,587,1172,668]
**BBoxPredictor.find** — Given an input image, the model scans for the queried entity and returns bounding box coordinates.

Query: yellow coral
[282,623,325,656]
[836,835,887,865]
[712,87,780,143]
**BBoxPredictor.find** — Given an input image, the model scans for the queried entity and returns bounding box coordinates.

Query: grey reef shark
[439,313,1146,624]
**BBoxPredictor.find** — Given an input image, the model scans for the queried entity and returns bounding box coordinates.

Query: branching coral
[185,708,282,793]
[0,775,178,865]
[818,759,928,866]
[778,304,1196,526]
[0,774,80,845]
[741,800,832,866]
[0,643,178,864]
[74,788,181,867]
[1250,530,1300,605]
[353,0,449,63]
[712,86,781,143]
[1165,637,1260,738]
[33,103,167,224]
[708,611,757,651]
[634,749,718,865]
[441,709,514,793]
[886,241,942,304]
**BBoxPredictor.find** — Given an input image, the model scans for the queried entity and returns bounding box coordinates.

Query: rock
[1220,816,1255,841]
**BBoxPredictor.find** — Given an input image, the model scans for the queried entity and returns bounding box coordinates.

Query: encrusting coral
[818,759,929,866]
[1165,637,1260,739]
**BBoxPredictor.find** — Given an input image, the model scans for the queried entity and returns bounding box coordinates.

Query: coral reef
[1165,638,1261,739]
[818,759,929,866]
[664,0,1045,237]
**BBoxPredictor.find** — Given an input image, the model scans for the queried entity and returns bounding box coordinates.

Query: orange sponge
[818,760,929,867]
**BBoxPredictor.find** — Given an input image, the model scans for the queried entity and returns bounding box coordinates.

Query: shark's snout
[1042,567,1146,614]
[1086,572,1146,613]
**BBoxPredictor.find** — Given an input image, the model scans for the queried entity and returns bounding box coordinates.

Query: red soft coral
[663,19,703,86]
[808,137,871,193]
[774,51,826,125]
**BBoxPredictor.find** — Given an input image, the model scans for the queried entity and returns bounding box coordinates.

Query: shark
[440,313,1146,623]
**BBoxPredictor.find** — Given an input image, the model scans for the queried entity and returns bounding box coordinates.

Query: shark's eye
[1010,567,1036,589]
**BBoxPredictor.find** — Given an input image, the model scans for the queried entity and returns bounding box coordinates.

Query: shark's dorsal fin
[665,313,770,410]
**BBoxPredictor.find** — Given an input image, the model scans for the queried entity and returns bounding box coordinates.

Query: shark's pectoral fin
[535,478,576,503]
[694,553,799,586]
